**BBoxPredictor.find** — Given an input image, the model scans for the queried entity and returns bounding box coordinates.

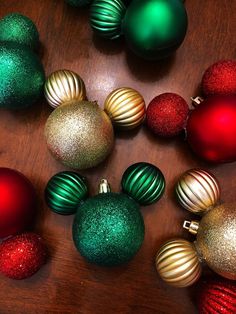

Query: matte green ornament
[90,0,126,39]
[45,171,88,215]
[66,0,92,7]
[122,0,188,60]
[121,162,165,205]
[73,180,145,266]
[0,13,39,50]
[0,42,45,109]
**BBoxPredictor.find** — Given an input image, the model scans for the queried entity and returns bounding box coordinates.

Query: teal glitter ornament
[0,13,39,50]
[66,0,92,7]
[0,42,45,109]
[45,171,88,215]
[121,162,165,205]
[90,0,126,39]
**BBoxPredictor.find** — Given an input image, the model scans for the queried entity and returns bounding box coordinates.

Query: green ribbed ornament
[45,171,88,215]
[90,0,126,39]
[121,162,165,205]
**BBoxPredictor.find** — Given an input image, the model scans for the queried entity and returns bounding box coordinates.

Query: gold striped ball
[44,70,86,108]
[155,239,202,288]
[104,87,146,130]
[176,169,220,215]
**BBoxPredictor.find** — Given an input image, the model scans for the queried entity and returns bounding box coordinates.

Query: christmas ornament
[175,168,220,215]
[198,278,236,314]
[45,171,88,215]
[121,162,165,205]
[0,168,36,238]
[202,60,236,96]
[44,70,145,169]
[0,13,39,50]
[186,96,236,162]
[0,233,47,280]
[66,0,92,7]
[146,93,189,137]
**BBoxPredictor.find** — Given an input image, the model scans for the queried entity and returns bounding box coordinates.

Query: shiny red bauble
[0,233,47,280]
[186,96,236,162]
[146,93,189,137]
[202,60,236,96]
[0,168,36,238]
[198,278,236,314]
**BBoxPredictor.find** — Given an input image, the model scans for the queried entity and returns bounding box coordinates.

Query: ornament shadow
[92,34,126,55]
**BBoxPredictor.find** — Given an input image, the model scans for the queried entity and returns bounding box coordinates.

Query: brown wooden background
[0,0,236,313]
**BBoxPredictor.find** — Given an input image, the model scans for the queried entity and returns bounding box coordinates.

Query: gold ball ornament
[176,169,220,215]
[155,239,202,288]
[104,87,146,130]
[45,101,114,169]
[44,70,86,108]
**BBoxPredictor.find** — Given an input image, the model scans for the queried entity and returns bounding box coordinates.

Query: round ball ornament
[66,0,92,7]
[0,168,36,238]
[0,233,47,280]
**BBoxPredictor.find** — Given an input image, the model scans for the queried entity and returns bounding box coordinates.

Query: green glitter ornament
[0,42,45,109]
[121,162,165,205]
[0,13,39,50]
[45,171,88,215]
[90,0,126,39]
[66,0,92,6]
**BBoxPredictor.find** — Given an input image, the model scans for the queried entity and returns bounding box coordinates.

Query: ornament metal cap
[99,179,111,194]
[183,220,200,235]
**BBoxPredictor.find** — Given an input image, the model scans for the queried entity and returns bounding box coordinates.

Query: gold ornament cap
[155,239,202,288]
[176,168,220,215]
[45,70,86,108]
[104,87,146,130]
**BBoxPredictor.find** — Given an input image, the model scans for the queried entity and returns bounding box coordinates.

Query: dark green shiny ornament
[45,171,88,215]
[0,42,45,109]
[73,188,145,266]
[66,0,92,7]
[0,13,39,50]
[90,0,126,39]
[121,162,165,205]
[122,0,188,60]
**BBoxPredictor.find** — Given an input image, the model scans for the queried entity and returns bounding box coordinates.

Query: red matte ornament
[0,168,36,238]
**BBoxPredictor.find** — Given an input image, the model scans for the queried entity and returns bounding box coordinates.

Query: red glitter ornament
[146,93,189,137]
[202,60,236,96]
[198,278,236,314]
[0,233,47,280]
[186,95,236,162]
[0,168,36,238]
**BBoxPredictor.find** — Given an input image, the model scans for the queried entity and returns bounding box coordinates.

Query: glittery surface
[73,193,145,266]
[0,13,39,50]
[45,101,114,169]
[0,233,47,280]
[196,203,236,280]
[66,0,92,7]
[0,42,45,109]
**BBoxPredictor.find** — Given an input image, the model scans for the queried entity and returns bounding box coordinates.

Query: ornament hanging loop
[99,179,111,194]
[183,220,199,235]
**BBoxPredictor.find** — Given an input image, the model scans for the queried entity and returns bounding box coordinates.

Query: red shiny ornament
[186,96,236,162]
[0,233,47,280]
[146,93,189,137]
[202,60,236,96]
[0,168,36,238]
[198,278,236,314]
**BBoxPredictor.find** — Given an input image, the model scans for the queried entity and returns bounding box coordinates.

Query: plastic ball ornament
[146,93,189,137]
[0,13,39,50]
[0,233,47,280]
[66,0,92,7]
[0,168,36,238]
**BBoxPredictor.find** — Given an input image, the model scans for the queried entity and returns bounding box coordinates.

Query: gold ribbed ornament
[176,169,220,215]
[44,70,86,108]
[104,87,146,130]
[155,239,202,287]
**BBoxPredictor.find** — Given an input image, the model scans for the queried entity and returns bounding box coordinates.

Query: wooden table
[0,0,236,313]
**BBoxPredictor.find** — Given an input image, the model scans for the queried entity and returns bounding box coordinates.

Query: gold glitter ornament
[44,70,86,108]
[176,169,220,215]
[104,87,146,130]
[45,101,114,169]
[155,239,202,288]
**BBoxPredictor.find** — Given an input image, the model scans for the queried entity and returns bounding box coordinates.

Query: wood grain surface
[0,0,236,313]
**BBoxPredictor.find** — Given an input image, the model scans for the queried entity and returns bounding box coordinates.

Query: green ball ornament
[0,13,39,50]
[0,42,45,109]
[45,171,88,215]
[90,0,126,39]
[66,0,92,7]
[121,162,165,205]
[122,0,188,60]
